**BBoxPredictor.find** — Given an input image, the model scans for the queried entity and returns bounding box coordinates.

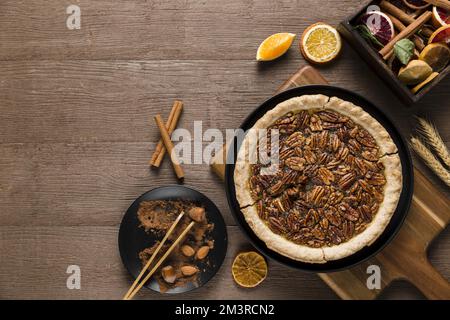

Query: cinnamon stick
[385,13,425,51]
[424,0,450,11]
[154,114,185,180]
[380,0,415,24]
[150,100,183,167]
[380,1,434,38]
[420,27,434,39]
[150,103,176,165]
[386,13,407,31]
[380,11,432,59]
[410,8,426,19]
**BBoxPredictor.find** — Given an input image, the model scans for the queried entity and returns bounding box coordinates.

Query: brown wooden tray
[210,65,450,299]
[338,0,450,105]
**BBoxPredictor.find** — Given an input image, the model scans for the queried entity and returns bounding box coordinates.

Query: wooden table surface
[0,0,448,300]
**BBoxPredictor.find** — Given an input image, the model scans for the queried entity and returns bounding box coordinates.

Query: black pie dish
[118,185,228,293]
[225,85,413,272]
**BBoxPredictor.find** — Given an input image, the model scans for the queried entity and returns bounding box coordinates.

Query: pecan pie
[234,95,402,263]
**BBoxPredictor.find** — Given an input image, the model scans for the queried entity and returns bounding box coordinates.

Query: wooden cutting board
[210,66,450,300]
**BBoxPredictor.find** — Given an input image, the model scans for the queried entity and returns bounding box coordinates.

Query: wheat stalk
[410,137,450,187]
[415,117,450,168]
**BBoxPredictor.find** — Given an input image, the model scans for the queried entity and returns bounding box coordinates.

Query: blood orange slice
[432,6,450,28]
[360,11,394,46]
[428,25,450,45]
[402,0,430,10]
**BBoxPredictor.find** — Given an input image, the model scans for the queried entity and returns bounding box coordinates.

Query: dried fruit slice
[232,251,267,288]
[411,72,439,94]
[398,59,433,85]
[428,25,450,44]
[300,23,342,64]
[432,6,450,28]
[402,0,430,10]
[256,33,296,61]
[419,43,450,72]
[360,11,395,46]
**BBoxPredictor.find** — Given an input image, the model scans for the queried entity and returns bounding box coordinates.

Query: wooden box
[338,0,450,105]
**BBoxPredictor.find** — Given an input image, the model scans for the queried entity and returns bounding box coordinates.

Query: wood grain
[0,0,448,299]
[0,142,232,226]
[0,226,448,300]
[0,0,365,61]
[1,58,449,144]
[0,226,334,300]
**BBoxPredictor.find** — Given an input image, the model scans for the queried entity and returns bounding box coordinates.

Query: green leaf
[354,25,384,48]
[394,39,415,65]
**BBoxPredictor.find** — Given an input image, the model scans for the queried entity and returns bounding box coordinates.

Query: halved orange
[300,23,342,64]
[232,251,267,288]
[256,33,296,61]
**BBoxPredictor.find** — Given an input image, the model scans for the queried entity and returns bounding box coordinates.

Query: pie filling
[249,109,387,248]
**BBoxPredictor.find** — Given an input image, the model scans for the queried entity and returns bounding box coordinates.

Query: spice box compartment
[338,0,450,105]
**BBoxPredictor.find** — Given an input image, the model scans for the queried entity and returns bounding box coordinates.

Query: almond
[181,245,195,257]
[180,265,198,277]
[196,246,210,260]
[188,207,205,222]
[161,266,176,284]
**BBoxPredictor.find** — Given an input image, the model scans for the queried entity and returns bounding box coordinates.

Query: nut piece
[181,245,195,257]
[285,157,306,171]
[188,207,205,222]
[161,266,176,284]
[196,246,210,260]
[180,265,199,277]
[318,167,335,185]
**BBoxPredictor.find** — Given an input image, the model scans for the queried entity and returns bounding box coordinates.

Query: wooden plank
[0,226,334,299]
[0,226,447,299]
[2,142,448,229]
[0,142,233,226]
[0,59,449,144]
[0,0,365,61]
[0,0,449,300]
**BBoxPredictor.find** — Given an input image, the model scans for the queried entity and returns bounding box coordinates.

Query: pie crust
[234,95,402,263]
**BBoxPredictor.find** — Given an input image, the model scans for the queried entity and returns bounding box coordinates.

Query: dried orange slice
[300,23,342,64]
[232,251,267,288]
[256,33,296,61]
[428,25,450,44]
[411,72,439,94]
[432,6,450,28]
[419,43,450,72]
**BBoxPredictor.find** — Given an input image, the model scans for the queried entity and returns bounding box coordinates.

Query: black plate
[225,85,413,272]
[118,185,228,293]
